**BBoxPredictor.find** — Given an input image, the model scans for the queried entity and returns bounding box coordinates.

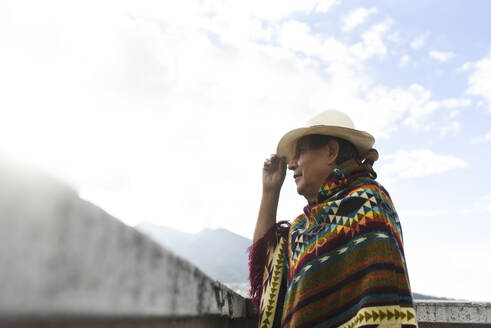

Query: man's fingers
[264,154,286,172]
[263,157,274,169]
[264,156,278,170]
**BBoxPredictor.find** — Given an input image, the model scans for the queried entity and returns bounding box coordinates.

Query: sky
[1,0,491,301]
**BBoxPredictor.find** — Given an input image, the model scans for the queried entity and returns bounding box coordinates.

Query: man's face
[287,137,337,202]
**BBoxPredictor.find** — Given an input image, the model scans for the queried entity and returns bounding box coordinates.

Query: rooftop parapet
[0,155,253,327]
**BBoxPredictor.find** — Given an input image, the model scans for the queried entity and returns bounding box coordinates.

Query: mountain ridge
[136,222,251,284]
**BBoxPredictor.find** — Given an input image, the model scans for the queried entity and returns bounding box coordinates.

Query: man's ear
[326,139,339,164]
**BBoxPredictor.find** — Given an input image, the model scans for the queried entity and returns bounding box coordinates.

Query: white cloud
[400,55,411,67]
[350,18,393,60]
[394,88,470,129]
[274,18,464,139]
[410,31,430,49]
[342,7,377,32]
[457,62,472,72]
[448,110,460,119]
[204,0,340,22]
[277,18,395,64]
[464,48,491,112]
[380,150,469,180]
[471,131,491,143]
[278,21,323,56]
[439,121,461,136]
[439,98,472,108]
[472,194,491,213]
[408,97,471,129]
[316,0,341,12]
[429,50,455,62]
[387,31,400,43]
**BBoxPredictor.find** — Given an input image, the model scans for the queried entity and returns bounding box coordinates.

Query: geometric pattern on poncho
[281,160,416,328]
[289,231,392,286]
[250,156,418,328]
[289,189,400,268]
[339,305,417,328]
[259,236,286,328]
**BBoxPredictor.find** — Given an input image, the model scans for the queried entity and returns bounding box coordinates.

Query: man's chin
[296,186,308,198]
[296,186,317,203]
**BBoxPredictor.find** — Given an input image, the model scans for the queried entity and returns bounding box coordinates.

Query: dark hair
[303,134,360,164]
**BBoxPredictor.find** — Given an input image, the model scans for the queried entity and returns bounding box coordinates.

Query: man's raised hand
[262,154,287,193]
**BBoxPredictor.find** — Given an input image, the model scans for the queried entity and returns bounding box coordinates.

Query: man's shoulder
[339,178,400,224]
[344,178,392,201]
[290,213,307,229]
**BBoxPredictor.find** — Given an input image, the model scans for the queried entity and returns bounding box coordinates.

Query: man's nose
[287,158,297,170]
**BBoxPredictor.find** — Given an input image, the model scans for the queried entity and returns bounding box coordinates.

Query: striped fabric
[250,151,417,328]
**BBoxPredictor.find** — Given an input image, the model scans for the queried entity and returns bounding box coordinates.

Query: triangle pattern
[341,307,418,328]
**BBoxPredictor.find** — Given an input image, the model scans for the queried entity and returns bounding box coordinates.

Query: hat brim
[276,125,374,162]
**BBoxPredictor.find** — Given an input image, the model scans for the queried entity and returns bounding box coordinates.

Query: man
[249,110,417,328]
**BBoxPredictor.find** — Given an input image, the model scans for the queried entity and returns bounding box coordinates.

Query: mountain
[136,222,456,301]
[136,222,251,284]
[412,293,456,301]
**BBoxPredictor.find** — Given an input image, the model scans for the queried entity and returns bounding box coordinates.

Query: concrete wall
[416,301,491,327]
[1,155,490,327]
[0,155,250,326]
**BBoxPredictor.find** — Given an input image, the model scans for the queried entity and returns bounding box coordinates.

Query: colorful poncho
[249,151,417,328]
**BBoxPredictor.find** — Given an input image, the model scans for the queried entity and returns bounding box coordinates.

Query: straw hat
[276,110,375,161]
